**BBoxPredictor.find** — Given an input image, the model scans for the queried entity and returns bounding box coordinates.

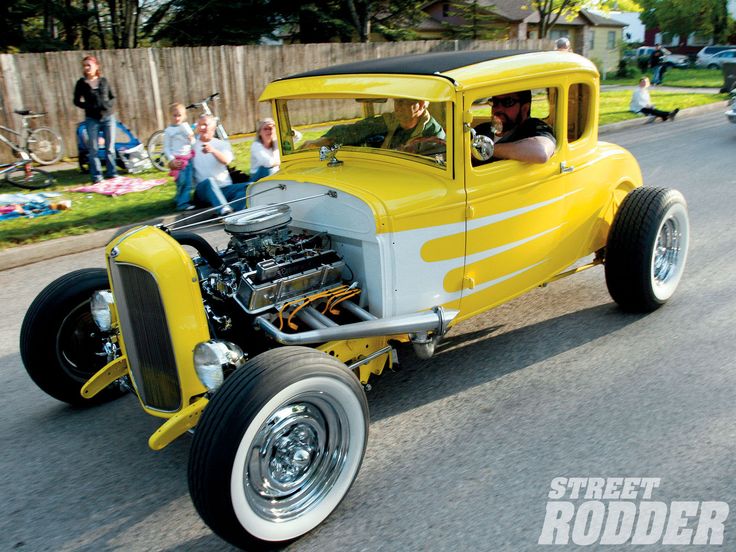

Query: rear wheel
[708,63,719,70]
[20,268,126,406]
[605,187,689,312]
[146,130,167,171]
[189,347,368,549]
[5,165,55,189]
[27,127,64,165]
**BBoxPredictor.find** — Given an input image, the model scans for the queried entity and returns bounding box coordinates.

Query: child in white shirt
[164,102,195,210]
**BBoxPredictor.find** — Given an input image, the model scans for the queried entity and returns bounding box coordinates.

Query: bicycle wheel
[27,127,64,165]
[146,130,167,171]
[5,165,56,189]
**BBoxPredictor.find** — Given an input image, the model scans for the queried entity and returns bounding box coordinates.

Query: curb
[0,214,178,271]
[0,101,728,272]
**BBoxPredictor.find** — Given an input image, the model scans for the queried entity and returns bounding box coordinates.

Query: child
[164,102,195,210]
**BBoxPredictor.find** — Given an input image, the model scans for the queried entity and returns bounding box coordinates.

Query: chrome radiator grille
[110,262,181,411]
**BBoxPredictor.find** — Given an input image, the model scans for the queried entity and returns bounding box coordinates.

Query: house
[419,0,627,73]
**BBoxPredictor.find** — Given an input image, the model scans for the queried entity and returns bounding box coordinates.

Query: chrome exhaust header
[256,304,458,346]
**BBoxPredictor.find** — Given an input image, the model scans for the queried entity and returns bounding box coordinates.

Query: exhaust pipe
[256,305,458,345]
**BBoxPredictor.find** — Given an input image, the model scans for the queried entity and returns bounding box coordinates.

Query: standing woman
[73,55,118,183]
[249,118,280,181]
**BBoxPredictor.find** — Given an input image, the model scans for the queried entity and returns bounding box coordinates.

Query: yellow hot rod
[20,50,689,549]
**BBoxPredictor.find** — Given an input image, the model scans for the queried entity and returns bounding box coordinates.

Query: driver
[474,91,555,164]
[301,98,445,153]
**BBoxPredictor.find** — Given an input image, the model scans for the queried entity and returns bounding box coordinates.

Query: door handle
[560,161,574,174]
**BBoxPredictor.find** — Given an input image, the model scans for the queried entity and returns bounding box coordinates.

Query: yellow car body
[92,51,644,429]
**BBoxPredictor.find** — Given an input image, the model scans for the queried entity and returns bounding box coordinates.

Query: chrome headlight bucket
[193,340,246,391]
[90,290,115,331]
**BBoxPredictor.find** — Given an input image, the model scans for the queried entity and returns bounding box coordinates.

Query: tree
[441,0,505,40]
[527,0,641,39]
[638,0,729,44]
[150,0,280,45]
[277,0,426,43]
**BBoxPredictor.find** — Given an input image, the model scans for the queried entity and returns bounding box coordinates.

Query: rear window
[701,46,733,57]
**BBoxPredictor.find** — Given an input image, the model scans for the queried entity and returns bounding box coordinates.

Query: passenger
[164,102,196,211]
[191,115,246,216]
[250,118,280,181]
[474,91,556,164]
[555,37,571,52]
[301,98,445,153]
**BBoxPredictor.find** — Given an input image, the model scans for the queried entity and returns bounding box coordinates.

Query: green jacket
[324,110,445,150]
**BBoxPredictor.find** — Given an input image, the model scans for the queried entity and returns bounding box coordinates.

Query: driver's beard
[495,109,524,134]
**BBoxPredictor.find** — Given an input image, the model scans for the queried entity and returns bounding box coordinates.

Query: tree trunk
[92,0,107,48]
[82,0,92,49]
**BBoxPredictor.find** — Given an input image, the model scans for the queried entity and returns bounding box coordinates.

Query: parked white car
[696,49,736,69]
[636,46,690,68]
[695,45,735,67]
[726,90,736,123]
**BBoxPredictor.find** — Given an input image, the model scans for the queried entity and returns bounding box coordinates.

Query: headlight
[90,291,114,331]
[193,340,246,392]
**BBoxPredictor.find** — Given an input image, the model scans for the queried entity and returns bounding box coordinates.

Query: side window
[469,87,558,167]
[568,83,592,143]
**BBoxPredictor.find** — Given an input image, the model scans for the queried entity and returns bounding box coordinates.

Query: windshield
[276,97,450,169]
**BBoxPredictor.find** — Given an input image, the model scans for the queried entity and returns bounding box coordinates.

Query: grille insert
[111,263,181,411]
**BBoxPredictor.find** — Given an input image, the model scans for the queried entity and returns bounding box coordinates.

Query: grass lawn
[602,67,726,88]
[0,82,725,250]
[600,91,726,125]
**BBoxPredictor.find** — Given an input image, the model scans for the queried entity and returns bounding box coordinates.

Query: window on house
[590,31,595,50]
[442,3,449,17]
[607,31,616,49]
[549,29,569,41]
[567,83,592,143]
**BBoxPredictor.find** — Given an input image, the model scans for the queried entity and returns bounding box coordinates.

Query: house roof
[280,50,533,81]
[422,0,627,27]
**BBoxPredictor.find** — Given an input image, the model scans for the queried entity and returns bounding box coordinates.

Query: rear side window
[567,83,592,143]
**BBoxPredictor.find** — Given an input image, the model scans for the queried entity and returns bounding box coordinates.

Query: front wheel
[5,165,55,189]
[146,130,167,171]
[20,268,126,405]
[27,127,64,165]
[708,63,719,70]
[605,187,690,312]
[189,347,368,549]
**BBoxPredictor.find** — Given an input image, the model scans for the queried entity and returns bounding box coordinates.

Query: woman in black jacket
[73,55,118,183]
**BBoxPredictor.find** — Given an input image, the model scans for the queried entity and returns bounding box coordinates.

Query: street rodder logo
[538,477,729,545]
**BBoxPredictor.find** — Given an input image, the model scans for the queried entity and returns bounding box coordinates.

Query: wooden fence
[0,39,552,163]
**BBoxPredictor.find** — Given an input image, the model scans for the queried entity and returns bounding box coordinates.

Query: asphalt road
[1,110,735,551]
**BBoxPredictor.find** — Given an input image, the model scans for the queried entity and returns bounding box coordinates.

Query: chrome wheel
[246,395,350,522]
[651,202,689,301]
[189,347,368,547]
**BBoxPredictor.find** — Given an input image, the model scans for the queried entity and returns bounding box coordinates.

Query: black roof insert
[281,49,533,81]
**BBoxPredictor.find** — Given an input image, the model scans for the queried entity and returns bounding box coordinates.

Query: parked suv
[20,50,690,549]
[696,45,734,66]
[636,46,690,68]
[696,48,736,69]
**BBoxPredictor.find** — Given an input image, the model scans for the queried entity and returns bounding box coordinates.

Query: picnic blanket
[0,191,65,221]
[70,176,168,196]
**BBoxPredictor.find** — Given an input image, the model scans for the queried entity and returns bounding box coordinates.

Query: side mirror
[469,127,494,162]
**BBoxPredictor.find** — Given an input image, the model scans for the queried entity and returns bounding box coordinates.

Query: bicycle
[146,93,228,171]
[1,156,56,189]
[0,110,64,165]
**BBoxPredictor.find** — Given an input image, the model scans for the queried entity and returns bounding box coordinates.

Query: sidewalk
[0,99,727,272]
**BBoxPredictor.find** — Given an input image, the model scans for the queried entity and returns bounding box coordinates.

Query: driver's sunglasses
[492,96,521,108]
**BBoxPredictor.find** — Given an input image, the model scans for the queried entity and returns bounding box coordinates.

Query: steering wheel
[400,136,447,155]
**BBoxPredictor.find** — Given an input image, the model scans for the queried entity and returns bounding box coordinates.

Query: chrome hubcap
[245,395,350,522]
[653,217,681,285]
